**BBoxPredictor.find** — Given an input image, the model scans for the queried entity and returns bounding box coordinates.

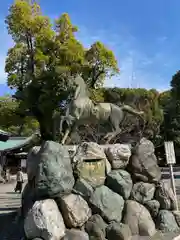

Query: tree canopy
[0,95,39,136]
[5,0,119,140]
[5,1,180,166]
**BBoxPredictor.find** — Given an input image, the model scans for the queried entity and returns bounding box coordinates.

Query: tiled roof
[0,134,38,152]
[0,129,10,142]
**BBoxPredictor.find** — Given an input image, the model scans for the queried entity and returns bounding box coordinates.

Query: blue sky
[0,0,180,95]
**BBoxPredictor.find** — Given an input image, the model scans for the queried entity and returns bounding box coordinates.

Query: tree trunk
[37,114,54,141]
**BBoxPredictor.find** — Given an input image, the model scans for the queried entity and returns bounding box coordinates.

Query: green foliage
[103,88,164,141]
[0,95,39,136]
[5,0,119,140]
[163,71,180,144]
[83,41,119,88]
[158,90,171,107]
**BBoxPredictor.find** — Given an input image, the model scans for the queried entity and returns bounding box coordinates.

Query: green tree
[0,95,38,136]
[103,88,164,143]
[5,0,119,140]
[83,41,119,88]
[163,71,180,144]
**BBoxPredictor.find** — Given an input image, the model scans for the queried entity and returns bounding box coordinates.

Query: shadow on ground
[0,211,25,239]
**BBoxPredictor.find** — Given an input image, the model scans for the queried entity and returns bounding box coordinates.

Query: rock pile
[22,138,180,240]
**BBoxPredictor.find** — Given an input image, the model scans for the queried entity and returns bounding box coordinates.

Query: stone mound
[22,139,180,240]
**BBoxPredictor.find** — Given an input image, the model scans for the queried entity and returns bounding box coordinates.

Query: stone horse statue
[60,75,144,144]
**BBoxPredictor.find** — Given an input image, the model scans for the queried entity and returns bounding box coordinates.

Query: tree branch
[90,65,105,88]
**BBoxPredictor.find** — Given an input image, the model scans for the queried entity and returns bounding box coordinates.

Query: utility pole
[130,57,136,88]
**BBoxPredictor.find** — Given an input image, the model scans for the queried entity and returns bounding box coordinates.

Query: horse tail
[122,105,144,118]
[123,106,145,131]
[121,105,146,137]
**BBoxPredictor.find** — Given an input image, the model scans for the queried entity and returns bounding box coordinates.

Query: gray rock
[105,144,131,169]
[156,210,179,232]
[34,141,75,198]
[73,178,94,201]
[155,181,176,210]
[27,146,40,182]
[105,158,112,175]
[130,182,155,204]
[21,183,35,218]
[73,142,107,163]
[60,194,92,228]
[32,238,43,240]
[74,142,107,187]
[145,200,160,218]
[128,138,161,183]
[106,170,133,199]
[88,214,107,234]
[106,222,132,240]
[85,222,105,240]
[64,229,89,240]
[123,200,156,237]
[24,199,65,240]
[85,214,107,240]
[173,211,180,227]
[89,186,124,223]
[32,239,43,240]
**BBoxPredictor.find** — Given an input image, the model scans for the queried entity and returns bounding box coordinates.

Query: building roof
[0,134,38,152]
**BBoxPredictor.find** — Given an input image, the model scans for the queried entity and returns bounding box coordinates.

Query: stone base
[23,140,180,240]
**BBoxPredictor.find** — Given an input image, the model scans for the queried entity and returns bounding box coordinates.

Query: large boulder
[156,210,179,232]
[73,142,107,187]
[85,214,107,240]
[173,211,180,227]
[73,178,94,201]
[106,222,132,240]
[60,194,92,228]
[155,181,177,210]
[73,142,107,163]
[144,200,160,219]
[27,146,40,182]
[89,186,124,223]
[130,182,155,204]
[34,141,75,199]
[105,144,131,169]
[64,229,89,240]
[21,183,35,218]
[123,200,156,237]
[128,138,161,183]
[106,170,133,199]
[24,199,65,240]
[75,159,106,188]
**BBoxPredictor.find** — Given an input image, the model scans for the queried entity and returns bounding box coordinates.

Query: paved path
[0,182,26,239]
[0,173,27,214]
[0,183,22,214]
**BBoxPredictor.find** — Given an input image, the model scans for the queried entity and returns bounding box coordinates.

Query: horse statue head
[72,74,89,99]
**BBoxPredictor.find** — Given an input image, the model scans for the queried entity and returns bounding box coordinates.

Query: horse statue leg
[61,128,71,145]
[104,129,122,144]
[104,104,144,143]
[60,115,76,145]
[103,104,124,143]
